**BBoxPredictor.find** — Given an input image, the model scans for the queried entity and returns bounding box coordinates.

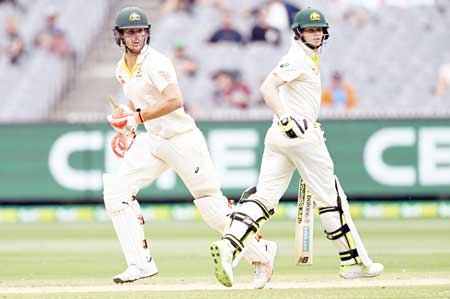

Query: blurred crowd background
[0,0,449,123]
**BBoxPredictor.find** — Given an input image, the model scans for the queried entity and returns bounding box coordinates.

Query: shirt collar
[120,45,150,76]
[136,45,150,63]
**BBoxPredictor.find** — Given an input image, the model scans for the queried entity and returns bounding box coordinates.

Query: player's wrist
[135,109,145,124]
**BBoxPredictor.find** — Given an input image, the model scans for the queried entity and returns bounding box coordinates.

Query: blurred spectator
[201,0,227,10]
[249,5,281,46]
[436,0,448,14]
[172,41,198,77]
[160,0,228,15]
[322,71,357,109]
[341,5,370,27]
[34,7,73,59]
[208,13,244,44]
[212,70,251,109]
[160,0,197,15]
[433,63,450,96]
[2,16,25,65]
[0,0,16,5]
[265,0,300,31]
[0,0,24,11]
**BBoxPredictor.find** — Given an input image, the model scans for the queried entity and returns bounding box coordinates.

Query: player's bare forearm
[128,100,136,112]
[140,97,182,121]
[139,84,183,122]
[260,73,286,113]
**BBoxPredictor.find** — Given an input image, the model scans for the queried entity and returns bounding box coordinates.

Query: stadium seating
[150,0,450,119]
[0,0,113,122]
[1,0,449,122]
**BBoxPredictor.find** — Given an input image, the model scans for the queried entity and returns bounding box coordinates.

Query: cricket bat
[295,179,314,265]
[108,95,122,114]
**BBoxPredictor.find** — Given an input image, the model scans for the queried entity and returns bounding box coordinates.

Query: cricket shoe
[339,262,384,279]
[210,240,234,287]
[253,240,278,289]
[113,261,158,284]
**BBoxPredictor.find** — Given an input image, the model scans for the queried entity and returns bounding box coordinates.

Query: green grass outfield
[0,219,449,298]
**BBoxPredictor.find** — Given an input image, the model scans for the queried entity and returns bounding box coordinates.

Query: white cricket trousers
[255,123,338,210]
[118,127,223,199]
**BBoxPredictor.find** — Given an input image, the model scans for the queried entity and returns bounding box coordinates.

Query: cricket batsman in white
[104,7,277,288]
[209,7,384,287]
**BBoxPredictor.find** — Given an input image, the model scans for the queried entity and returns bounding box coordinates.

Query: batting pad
[194,195,230,233]
[194,196,270,265]
[319,177,372,266]
[103,174,157,272]
[335,176,372,266]
[223,196,273,260]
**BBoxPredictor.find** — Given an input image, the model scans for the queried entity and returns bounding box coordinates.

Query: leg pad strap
[229,211,260,233]
[240,197,274,219]
[339,248,359,262]
[223,234,244,253]
[325,223,351,240]
[318,206,340,215]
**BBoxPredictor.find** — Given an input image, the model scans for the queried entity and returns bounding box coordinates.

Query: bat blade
[108,96,122,114]
[295,179,314,265]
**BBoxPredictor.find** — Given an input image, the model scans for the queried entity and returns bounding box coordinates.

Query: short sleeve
[144,55,178,93]
[271,55,304,83]
[115,64,125,85]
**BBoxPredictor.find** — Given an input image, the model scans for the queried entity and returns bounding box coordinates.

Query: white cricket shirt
[271,38,322,122]
[115,46,196,138]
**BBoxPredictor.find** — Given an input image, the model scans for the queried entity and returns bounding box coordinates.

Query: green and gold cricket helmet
[113,7,151,46]
[291,8,329,39]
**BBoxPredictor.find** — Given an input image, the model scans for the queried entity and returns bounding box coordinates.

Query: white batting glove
[111,132,136,158]
[276,111,308,139]
[108,112,138,134]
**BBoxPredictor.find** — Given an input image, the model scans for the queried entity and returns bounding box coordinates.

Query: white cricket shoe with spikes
[210,240,234,287]
[113,261,158,284]
[253,240,278,289]
[339,262,384,279]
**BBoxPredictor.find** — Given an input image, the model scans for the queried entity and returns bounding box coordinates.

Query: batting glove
[108,112,139,134]
[276,111,308,139]
[111,132,136,158]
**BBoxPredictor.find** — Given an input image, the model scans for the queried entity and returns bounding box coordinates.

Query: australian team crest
[129,12,141,21]
[310,12,321,21]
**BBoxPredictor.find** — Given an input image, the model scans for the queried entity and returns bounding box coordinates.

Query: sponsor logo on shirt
[136,66,143,78]
[159,70,171,81]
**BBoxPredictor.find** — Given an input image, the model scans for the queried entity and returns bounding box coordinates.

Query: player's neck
[124,52,138,71]
[296,39,319,58]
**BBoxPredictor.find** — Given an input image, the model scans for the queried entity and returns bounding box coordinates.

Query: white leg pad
[319,209,356,265]
[335,176,372,266]
[103,173,158,273]
[194,196,271,265]
[130,196,151,259]
[194,195,229,233]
